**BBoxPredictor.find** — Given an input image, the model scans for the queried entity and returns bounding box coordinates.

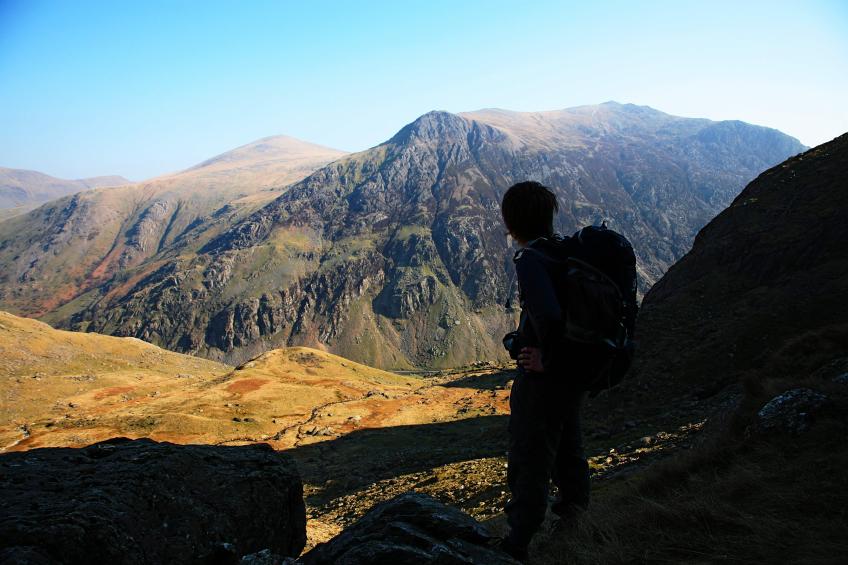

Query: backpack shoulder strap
[512,237,550,263]
[576,227,587,245]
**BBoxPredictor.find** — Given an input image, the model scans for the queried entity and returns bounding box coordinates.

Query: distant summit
[0,167,130,212]
[185,135,347,174]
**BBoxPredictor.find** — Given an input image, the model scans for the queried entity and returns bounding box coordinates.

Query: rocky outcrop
[121,199,177,265]
[749,388,829,435]
[301,493,518,564]
[239,549,297,565]
[0,438,306,564]
[72,104,805,367]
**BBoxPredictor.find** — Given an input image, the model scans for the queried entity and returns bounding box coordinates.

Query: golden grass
[0,311,510,459]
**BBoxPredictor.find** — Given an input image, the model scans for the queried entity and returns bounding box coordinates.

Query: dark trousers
[506,371,589,547]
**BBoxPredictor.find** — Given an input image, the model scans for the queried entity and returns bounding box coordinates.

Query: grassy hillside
[520,360,848,564]
[0,310,428,451]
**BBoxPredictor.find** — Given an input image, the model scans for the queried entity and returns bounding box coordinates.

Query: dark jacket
[514,235,578,375]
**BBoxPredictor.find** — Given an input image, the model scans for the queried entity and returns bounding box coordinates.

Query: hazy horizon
[1,0,846,180]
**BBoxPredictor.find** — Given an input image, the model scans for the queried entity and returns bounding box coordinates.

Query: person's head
[501,181,559,244]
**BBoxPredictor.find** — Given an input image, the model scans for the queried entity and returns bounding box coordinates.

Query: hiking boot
[493,536,529,562]
[549,502,586,534]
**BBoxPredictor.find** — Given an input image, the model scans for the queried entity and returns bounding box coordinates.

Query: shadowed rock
[0,438,306,564]
[301,492,518,564]
[750,388,829,435]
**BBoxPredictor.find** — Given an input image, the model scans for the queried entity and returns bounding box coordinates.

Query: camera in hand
[502,330,521,360]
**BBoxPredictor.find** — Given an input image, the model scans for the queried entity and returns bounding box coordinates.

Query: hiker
[497,181,589,560]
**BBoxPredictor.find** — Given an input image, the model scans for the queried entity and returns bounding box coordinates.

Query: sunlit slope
[0,310,514,552]
[3,311,481,453]
[0,136,346,318]
[0,310,228,448]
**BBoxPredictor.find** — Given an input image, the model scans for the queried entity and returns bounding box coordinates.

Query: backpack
[563,224,638,393]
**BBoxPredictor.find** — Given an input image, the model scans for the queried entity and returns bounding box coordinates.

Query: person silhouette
[498,181,590,560]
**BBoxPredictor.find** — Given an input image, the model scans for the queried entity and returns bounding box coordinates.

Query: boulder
[239,549,297,564]
[750,388,828,435]
[300,492,518,564]
[0,438,306,564]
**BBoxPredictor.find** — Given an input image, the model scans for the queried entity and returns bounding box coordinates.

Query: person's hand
[517,347,544,372]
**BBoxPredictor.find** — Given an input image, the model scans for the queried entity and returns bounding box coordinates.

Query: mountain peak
[186,135,347,173]
[388,111,472,145]
[592,100,666,116]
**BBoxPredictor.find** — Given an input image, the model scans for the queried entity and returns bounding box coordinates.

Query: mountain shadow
[285,415,509,506]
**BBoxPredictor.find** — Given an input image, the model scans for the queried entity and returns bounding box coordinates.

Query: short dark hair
[501,181,559,242]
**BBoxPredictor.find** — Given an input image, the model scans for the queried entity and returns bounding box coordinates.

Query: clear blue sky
[1,0,846,180]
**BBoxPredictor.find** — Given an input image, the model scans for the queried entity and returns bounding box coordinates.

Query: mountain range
[0,167,130,220]
[0,102,804,368]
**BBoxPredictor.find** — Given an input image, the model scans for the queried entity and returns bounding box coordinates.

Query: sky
[1,0,846,180]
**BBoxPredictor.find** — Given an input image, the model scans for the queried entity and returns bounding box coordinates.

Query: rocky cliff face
[65,103,805,368]
[629,132,848,398]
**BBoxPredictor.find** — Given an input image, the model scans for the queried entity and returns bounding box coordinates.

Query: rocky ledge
[0,438,306,564]
[300,492,518,565]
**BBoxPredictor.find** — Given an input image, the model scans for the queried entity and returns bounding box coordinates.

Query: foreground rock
[301,492,518,564]
[750,388,829,435]
[0,438,306,564]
